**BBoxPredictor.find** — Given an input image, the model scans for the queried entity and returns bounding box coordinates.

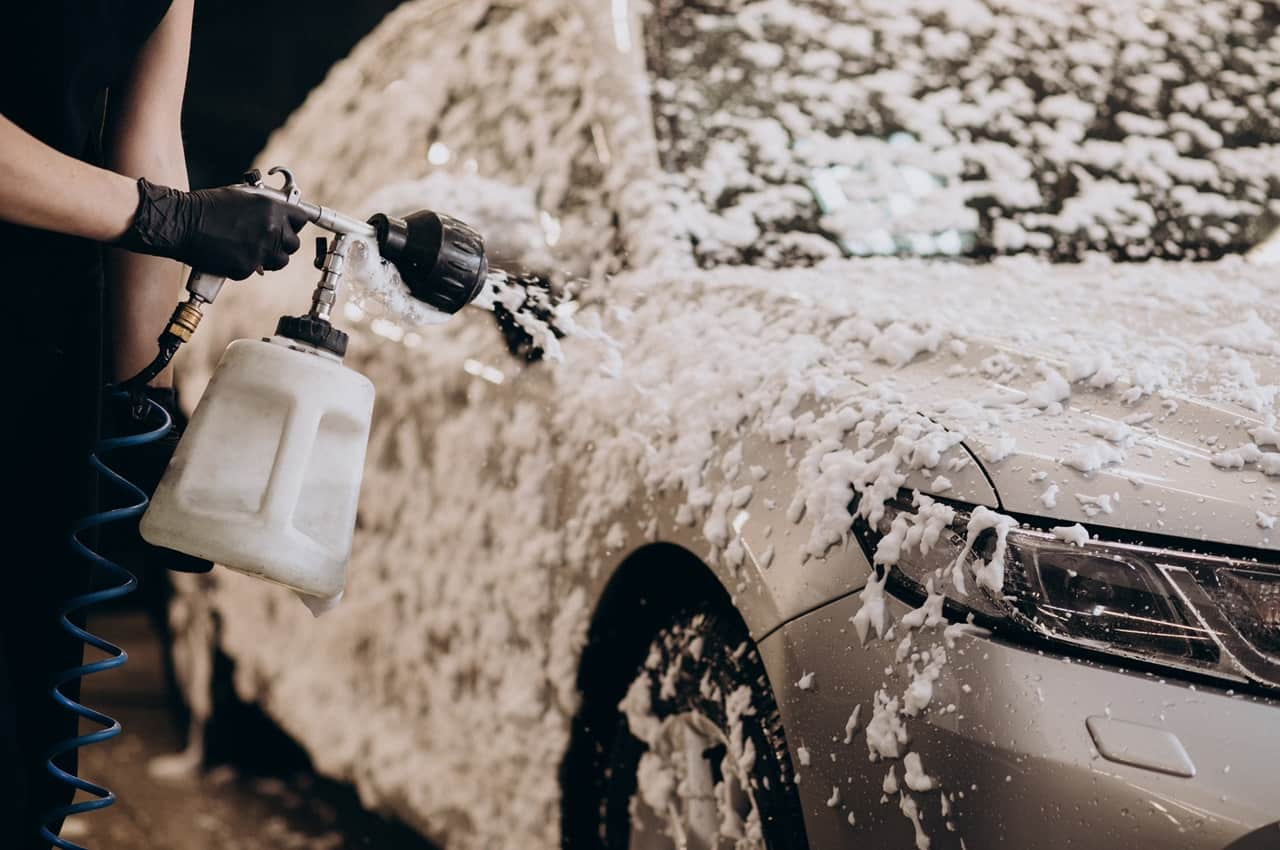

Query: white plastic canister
[141,335,375,600]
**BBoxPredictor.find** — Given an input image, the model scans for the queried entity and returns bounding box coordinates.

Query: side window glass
[294,2,625,279]
[429,4,618,275]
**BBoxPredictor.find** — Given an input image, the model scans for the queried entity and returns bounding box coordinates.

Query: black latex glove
[100,387,214,574]
[116,177,308,280]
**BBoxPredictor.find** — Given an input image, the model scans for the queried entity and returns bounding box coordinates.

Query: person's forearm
[104,0,194,385]
[0,114,139,241]
[105,134,188,384]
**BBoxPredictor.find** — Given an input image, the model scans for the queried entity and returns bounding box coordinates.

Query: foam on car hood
[831,256,1278,548]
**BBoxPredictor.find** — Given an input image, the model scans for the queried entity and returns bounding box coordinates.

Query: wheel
[582,607,807,850]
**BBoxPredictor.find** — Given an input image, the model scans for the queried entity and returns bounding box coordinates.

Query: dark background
[184,0,405,188]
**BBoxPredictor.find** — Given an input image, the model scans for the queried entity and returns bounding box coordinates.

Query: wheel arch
[578,543,733,694]
[560,542,748,847]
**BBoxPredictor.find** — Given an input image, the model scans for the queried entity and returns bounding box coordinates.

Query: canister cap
[275,315,349,357]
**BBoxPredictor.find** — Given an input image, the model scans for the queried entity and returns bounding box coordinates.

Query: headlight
[856,494,1280,691]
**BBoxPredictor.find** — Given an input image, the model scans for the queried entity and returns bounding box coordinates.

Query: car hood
[843,258,1279,551]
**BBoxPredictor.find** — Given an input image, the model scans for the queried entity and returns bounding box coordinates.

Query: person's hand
[116,177,308,280]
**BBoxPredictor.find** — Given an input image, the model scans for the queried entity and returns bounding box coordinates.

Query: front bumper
[758,590,1280,850]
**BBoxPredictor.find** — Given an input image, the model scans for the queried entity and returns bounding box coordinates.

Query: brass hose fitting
[165,299,205,342]
[120,296,204,392]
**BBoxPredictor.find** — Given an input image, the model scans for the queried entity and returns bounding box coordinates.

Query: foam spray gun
[131,166,489,612]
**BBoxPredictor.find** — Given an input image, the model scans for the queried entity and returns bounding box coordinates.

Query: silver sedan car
[169,1,1280,848]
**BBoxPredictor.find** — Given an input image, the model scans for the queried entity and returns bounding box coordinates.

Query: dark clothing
[4,2,173,158]
[1,3,173,847]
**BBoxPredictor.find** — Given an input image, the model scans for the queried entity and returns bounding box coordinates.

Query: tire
[572,606,807,850]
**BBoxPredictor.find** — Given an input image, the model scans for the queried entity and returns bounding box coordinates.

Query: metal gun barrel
[296,201,377,239]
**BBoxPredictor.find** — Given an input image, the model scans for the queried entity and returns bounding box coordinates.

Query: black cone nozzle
[368,210,488,314]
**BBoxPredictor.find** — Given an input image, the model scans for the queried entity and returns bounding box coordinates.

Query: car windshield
[643,0,1280,268]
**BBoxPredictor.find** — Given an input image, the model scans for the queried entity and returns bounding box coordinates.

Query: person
[0,3,308,847]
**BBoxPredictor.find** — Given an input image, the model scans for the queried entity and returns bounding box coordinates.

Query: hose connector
[165,298,205,343]
[119,296,201,393]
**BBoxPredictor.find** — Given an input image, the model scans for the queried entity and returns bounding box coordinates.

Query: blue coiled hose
[40,392,172,850]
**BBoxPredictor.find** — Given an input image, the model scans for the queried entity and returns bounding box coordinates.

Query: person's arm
[0,0,304,386]
[0,116,139,240]
[0,106,304,282]
[104,0,194,385]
